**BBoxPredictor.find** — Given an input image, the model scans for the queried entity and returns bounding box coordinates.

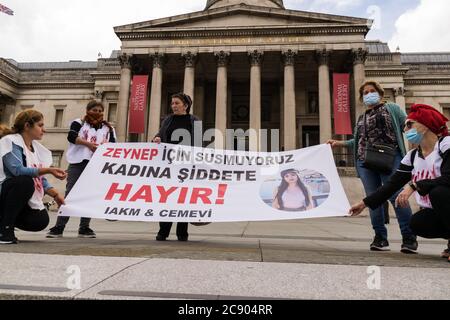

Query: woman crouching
[0,110,67,244]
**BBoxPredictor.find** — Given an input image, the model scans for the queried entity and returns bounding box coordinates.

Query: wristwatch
[408,181,417,192]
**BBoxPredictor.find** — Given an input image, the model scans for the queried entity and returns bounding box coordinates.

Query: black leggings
[410,186,450,239]
[0,176,49,232]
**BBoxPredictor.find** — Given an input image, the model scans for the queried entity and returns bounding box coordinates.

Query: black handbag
[362,114,397,174]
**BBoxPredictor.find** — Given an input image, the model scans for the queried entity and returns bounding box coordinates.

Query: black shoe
[46,226,64,239]
[401,236,419,254]
[0,226,17,245]
[370,236,390,252]
[177,236,189,242]
[156,235,167,241]
[78,227,96,238]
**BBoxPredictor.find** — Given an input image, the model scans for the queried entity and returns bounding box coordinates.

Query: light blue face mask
[406,129,424,145]
[363,92,381,107]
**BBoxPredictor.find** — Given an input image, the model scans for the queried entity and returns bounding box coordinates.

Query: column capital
[393,87,405,97]
[315,49,332,66]
[118,53,133,69]
[182,51,197,68]
[94,90,104,100]
[215,51,230,67]
[150,52,166,69]
[248,50,264,66]
[282,49,297,66]
[352,48,369,65]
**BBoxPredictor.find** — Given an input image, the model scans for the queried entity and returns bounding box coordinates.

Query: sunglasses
[405,121,416,129]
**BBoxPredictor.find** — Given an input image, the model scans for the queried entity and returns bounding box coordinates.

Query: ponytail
[0,124,15,139]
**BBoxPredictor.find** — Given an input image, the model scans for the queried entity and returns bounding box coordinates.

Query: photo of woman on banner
[272,169,314,212]
[327,80,416,253]
[47,100,116,239]
[0,110,67,244]
[152,92,202,242]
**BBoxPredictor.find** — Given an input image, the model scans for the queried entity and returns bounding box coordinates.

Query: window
[51,151,64,168]
[54,108,64,128]
[108,103,118,123]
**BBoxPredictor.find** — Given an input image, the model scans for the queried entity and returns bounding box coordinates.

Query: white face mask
[363,92,381,107]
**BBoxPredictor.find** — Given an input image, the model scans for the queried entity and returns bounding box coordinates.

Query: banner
[59,144,350,223]
[128,75,148,134]
[333,73,352,135]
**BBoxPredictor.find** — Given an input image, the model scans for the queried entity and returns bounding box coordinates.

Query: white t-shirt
[66,119,115,164]
[24,147,45,210]
[282,187,307,209]
[401,136,450,208]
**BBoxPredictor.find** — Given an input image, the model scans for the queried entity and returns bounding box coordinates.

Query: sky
[0,0,449,62]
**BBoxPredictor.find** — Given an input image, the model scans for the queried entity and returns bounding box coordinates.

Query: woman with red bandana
[350,104,450,262]
[47,100,116,239]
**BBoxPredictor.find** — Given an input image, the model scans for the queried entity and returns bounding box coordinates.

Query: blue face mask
[406,129,424,145]
[363,92,381,107]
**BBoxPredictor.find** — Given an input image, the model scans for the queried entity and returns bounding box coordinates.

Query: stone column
[214,51,230,150]
[249,50,263,152]
[183,51,197,113]
[147,53,165,141]
[352,48,368,121]
[316,49,333,143]
[394,87,406,112]
[116,53,133,142]
[94,90,104,103]
[282,50,297,151]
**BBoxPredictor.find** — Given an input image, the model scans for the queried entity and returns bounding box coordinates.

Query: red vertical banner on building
[128,75,149,134]
[333,73,352,135]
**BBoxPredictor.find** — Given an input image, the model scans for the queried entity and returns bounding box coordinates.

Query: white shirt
[401,136,450,208]
[282,187,307,209]
[66,119,115,164]
[24,147,46,210]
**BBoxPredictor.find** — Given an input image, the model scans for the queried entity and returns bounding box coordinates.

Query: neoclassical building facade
[1,0,450,170]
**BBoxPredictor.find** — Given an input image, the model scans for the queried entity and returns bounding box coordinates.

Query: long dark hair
[276,170,311,209]
[172,93,193,114]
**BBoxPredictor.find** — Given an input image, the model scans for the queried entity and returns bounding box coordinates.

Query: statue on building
[205,0,284,10]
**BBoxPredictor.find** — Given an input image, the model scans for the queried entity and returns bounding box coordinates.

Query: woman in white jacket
[0,110,67,244]
[47,100,116,239]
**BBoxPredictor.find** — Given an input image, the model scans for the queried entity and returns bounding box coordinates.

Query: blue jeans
[356,152,414,240]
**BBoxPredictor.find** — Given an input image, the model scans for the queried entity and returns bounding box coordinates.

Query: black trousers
[54,161,91,229]
[410,186,450,240]
[158,222,189,239]
[0,176,49,232]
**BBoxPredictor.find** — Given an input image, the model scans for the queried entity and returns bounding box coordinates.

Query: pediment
[115,4,371,34]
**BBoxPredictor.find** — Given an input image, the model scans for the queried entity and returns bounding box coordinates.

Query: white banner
[59,143,350,223]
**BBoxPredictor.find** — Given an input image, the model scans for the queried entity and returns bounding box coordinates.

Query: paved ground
[0,215,448,300]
